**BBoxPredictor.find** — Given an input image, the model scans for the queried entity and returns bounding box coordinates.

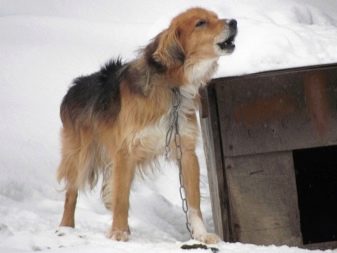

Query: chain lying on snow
[165,87,193,239]
[181,243,219,253]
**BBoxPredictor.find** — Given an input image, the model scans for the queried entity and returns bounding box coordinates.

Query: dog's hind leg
[181,150,220,244]
[57,129,79,228]
[101,164,114,210]
[60,188,78,227]
[107,148,135,241]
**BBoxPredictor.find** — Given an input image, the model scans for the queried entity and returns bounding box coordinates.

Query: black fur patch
[61,59,125,126]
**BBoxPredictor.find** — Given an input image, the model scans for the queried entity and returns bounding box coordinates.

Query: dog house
[200,64,337,249]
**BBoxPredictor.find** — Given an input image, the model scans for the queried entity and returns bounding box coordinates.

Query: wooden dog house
[200,64,337,249]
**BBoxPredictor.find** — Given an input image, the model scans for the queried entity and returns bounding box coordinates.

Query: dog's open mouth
[217,35,236,51]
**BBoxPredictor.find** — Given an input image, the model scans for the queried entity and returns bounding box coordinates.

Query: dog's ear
[151,28,185,69]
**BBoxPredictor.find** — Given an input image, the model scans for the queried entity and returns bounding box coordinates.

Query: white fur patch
[185,58,218,86]
[188,208,207,236]
[128,113,168,155]
[188,208,220,244]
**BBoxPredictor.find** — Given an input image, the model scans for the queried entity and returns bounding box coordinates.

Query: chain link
[165,88,193,238]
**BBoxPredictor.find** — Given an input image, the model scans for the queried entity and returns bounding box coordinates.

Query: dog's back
[60,59,124,129]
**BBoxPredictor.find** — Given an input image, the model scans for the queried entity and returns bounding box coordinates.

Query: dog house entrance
[293,145,337,245]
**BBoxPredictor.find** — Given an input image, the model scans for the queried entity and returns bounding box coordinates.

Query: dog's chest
[128,101,198,157]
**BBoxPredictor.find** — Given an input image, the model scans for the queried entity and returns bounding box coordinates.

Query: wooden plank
[303,241,337,250]
[199,86,231,241]
[212,65,337,157]
[224,151,302,246]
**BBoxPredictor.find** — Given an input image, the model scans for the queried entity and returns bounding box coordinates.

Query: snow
[1,0,337,252]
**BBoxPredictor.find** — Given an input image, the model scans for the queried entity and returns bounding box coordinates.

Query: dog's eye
[195,20,207,28]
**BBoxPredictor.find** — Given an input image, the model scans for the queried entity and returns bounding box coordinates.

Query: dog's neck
[184,58,219,87]
[177,58,218,111]
[171,59,219,115]
[127,56,218,102]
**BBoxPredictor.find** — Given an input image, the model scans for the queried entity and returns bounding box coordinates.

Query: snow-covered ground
[1,0,337,252]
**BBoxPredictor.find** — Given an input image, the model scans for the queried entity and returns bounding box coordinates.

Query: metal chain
[165,88,193,238]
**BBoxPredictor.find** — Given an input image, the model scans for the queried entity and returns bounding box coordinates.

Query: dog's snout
[220,19,238,32]
[229,19,237,30]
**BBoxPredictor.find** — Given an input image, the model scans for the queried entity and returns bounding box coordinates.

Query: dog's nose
[229,19,237,30]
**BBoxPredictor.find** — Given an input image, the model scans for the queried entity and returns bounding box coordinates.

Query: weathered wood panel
[224,152,302,246]
[212,65,337,157]
[199,87,230,241]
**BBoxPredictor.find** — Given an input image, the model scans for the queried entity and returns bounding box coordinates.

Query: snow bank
[1,0,337,252]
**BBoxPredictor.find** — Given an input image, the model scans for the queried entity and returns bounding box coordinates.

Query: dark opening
[293,145,337,244]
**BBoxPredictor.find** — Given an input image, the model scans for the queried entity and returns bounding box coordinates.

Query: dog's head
[146,7,237,75]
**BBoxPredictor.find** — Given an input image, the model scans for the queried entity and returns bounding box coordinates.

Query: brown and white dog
[57,7,237,243]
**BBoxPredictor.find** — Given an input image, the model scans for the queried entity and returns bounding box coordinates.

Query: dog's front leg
[108,149,135,241]
[181,150,220,244]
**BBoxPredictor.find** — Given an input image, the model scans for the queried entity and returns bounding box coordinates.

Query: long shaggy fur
[57,7,237,243]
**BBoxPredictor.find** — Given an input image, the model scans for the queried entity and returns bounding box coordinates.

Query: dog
[57,7,237,243]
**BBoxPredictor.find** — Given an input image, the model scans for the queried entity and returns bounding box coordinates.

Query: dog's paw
[107,230,129,242]
[55,226,75,237]
[193,232,221,244]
